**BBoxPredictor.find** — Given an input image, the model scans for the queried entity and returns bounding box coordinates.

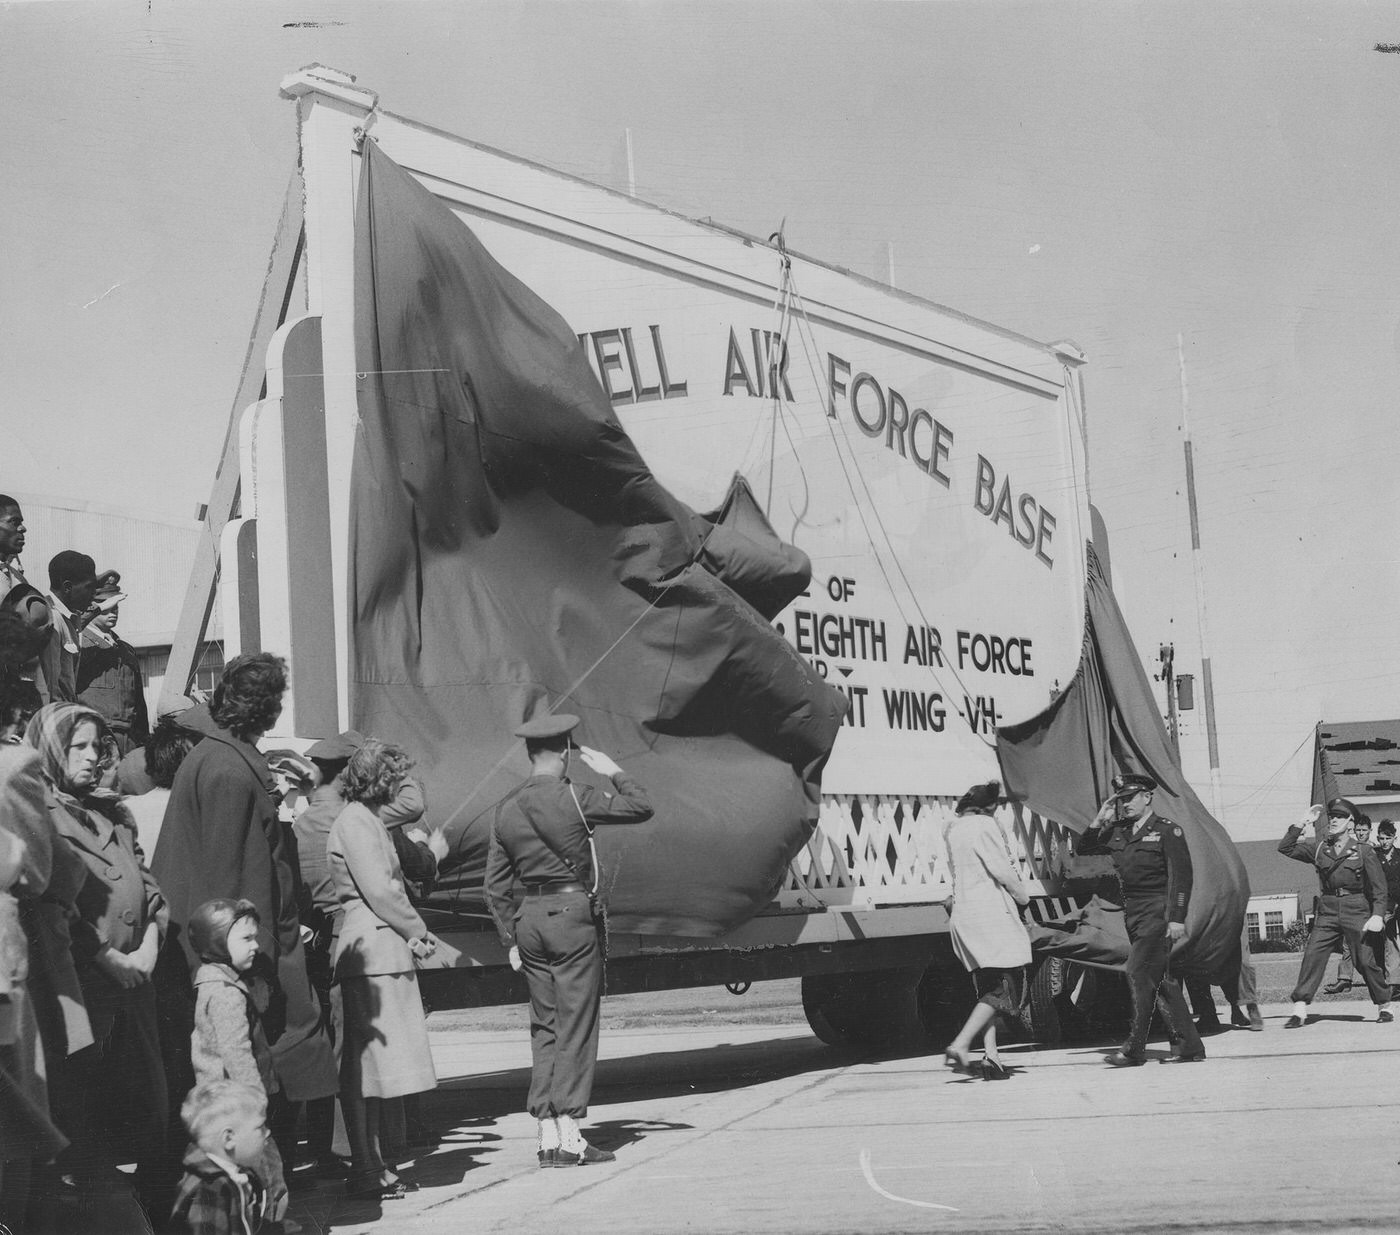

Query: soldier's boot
[555,1114,615,1166]
[537,1117,560,1168]
[1157,979,1205,1062]
[1112,980,1153,1065]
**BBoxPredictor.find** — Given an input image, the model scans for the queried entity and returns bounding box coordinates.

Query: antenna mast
[1177,333,1224,818]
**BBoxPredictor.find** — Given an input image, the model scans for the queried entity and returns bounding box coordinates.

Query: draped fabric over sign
[996,544,1249,977]
[349,141,848,937]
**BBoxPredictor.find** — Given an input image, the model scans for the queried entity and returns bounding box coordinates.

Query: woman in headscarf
[25,700,168,1212]
[941,781,1031,1080]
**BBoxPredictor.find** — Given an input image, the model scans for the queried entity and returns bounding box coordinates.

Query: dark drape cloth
[349,141,847,937]
[997,543,1248,977]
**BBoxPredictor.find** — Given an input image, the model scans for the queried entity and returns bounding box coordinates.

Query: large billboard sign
[286,68,1089,798]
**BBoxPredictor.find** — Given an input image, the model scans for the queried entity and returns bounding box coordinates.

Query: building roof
[1236,839,1315,900]
[1314,719,1400,800]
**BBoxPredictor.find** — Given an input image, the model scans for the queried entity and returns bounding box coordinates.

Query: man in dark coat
[151,653,338,1179]
[1279,798,1391,1026]
[486,713,652,1167]
[1075,772,1205,1066]
[76,570,150,756]
[1375,820,1400,993]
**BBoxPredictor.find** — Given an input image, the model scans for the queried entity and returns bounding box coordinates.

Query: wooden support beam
[160,172,304,710]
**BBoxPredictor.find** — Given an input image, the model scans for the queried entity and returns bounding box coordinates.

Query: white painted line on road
[858,1148,959,1212]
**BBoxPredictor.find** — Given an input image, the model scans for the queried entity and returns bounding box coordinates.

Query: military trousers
[517,889,603,1118]
[1123,910,1201,1058]
[1291,893,1388,1004]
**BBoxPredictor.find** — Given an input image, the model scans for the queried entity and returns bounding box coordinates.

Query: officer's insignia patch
[1173,827,1183,837]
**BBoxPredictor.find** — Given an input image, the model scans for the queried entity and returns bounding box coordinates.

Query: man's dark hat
[1109,772,1157,801]
[1326,797,1358,821]
[515,713,579,741]
[305,729,366,762]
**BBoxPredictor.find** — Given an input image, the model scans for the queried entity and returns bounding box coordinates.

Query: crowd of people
[0,494,455,1232]
[7,486,1399,1227]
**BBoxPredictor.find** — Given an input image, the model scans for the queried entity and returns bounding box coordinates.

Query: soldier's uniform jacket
[1077,812,1193,929]
[485,772,652,950]
[1278,827,1387,917]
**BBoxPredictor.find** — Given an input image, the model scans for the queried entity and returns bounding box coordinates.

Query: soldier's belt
[525,881,585,897]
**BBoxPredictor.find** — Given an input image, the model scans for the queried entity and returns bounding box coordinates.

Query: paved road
[288,997,1400,1235]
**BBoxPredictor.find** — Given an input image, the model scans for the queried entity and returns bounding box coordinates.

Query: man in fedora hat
[1076,772,1205,1066]
[1279,798,1391,1027]
[486,713,652,1168]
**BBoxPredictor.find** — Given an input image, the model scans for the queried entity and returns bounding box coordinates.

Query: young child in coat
[170,1080,272,1235]
[188,898,288,1222]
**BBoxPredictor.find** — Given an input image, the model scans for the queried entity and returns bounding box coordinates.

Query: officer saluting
[1278,798,1392,1027]
[485,714,653,1166]
[1076,772,1205,1066]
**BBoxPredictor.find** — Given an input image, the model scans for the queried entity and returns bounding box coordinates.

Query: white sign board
[290,73,1090,795]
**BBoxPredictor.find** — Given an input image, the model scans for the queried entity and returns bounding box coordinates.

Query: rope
[780,264,996,747]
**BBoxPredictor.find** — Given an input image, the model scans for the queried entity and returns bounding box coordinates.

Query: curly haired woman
[328,739,439,1199]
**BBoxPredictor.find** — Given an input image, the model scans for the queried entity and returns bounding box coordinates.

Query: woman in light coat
[942,780,1031,1079]
[328,739,439,1199]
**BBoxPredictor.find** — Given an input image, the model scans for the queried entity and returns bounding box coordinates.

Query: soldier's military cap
[1109,772,1158,801]
[515,713,580,740]
[1326,797,1359,821]
[306,729,366,761]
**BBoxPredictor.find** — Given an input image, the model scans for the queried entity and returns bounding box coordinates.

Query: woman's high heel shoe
[943,1046,975,1073]
[982,1058,1011,1081]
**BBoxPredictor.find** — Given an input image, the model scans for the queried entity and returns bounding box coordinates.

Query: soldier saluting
[1076,772,1205,1066]
[1278,798,1392,1028]
[486,713,653,1167]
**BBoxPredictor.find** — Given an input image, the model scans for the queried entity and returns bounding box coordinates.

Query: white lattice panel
[778,794,1075,910]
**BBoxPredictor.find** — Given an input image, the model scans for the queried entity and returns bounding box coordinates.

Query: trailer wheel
[1022,956,1100,1046]
[914,959,974,1050]
[801,967,927,1050]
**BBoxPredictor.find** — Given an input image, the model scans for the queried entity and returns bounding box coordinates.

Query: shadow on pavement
[430,1033,871,1119]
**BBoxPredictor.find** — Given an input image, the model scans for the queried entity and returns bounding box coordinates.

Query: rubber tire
[801,967,928,1050]
[1022,956,1111,1046]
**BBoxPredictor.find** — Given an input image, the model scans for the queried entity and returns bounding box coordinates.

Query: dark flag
[997,544,1248,976]
[349,141,847,936]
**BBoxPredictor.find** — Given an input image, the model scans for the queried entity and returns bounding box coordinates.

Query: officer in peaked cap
[485,711,654,1168]
[1076,771,1205,1066]
[1278,797,1391,1026]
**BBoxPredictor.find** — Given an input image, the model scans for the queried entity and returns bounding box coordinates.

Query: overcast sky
[4,1,1397,839]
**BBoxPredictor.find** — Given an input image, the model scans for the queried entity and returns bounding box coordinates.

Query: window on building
[1246,912,1261,944]
[1265,911,1284,941]
[138,642,225,698]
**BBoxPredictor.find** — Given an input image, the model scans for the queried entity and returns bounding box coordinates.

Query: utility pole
[1177,333,1224,818]
[624,128,636,198]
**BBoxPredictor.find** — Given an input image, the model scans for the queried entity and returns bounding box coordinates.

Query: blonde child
[170,1079,272,1234]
